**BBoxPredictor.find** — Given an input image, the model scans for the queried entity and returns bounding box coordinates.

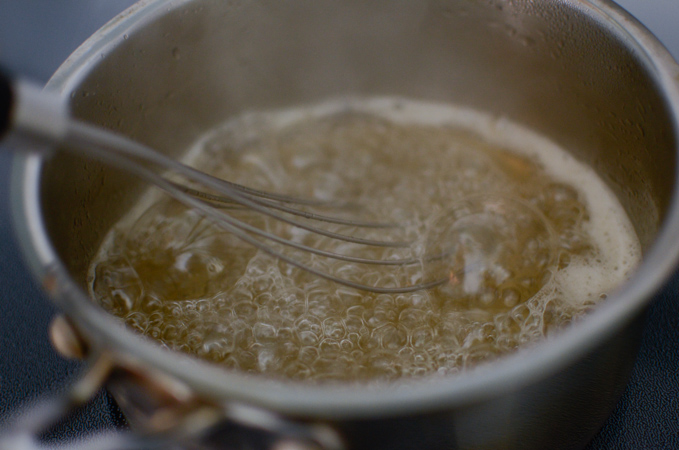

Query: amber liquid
[89,99,640,383]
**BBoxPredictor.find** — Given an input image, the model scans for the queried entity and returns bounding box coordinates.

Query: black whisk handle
[0,69,14,140]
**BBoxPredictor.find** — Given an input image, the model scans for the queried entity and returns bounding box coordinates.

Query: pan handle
[0,346,343,450]
[0,354,160,450]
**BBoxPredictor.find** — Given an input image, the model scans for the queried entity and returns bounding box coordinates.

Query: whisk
[1,73,449,294]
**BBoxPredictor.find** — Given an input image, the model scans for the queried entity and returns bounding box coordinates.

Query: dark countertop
[0,1,677,448]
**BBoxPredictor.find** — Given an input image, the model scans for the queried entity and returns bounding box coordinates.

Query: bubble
[319,339,342,354]
[501,288,521,307]
[257,347,277,371]
[297,331,319,346]
[161,324,181,341]
[322,317,346,340]
[233,301,258,320]
[92,260,142,315]
[253,323,277,343]
[398,308,425,329]
[298,346,320,365]
[376,324,408,350]
[358,333,380,351]
[411,326,434,348]
[238,350,258,372]
[340,339,354,351]
[295,315,323,335]
[283,361,312,380]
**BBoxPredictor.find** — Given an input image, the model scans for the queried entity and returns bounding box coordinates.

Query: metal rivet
[49,314,88,359]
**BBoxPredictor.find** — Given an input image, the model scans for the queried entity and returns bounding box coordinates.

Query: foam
[88,97,642,383]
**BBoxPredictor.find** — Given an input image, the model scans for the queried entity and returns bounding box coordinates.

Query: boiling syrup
[89,99,641,382]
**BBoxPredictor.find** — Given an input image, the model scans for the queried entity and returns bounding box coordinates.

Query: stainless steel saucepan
[6,1,679,449]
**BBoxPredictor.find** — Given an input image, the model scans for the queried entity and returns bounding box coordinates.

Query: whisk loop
[64,120,446,294]
[1,75,556,294]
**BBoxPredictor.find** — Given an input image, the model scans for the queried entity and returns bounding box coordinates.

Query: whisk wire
[65,120,446,293]
[173,183,399,229]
